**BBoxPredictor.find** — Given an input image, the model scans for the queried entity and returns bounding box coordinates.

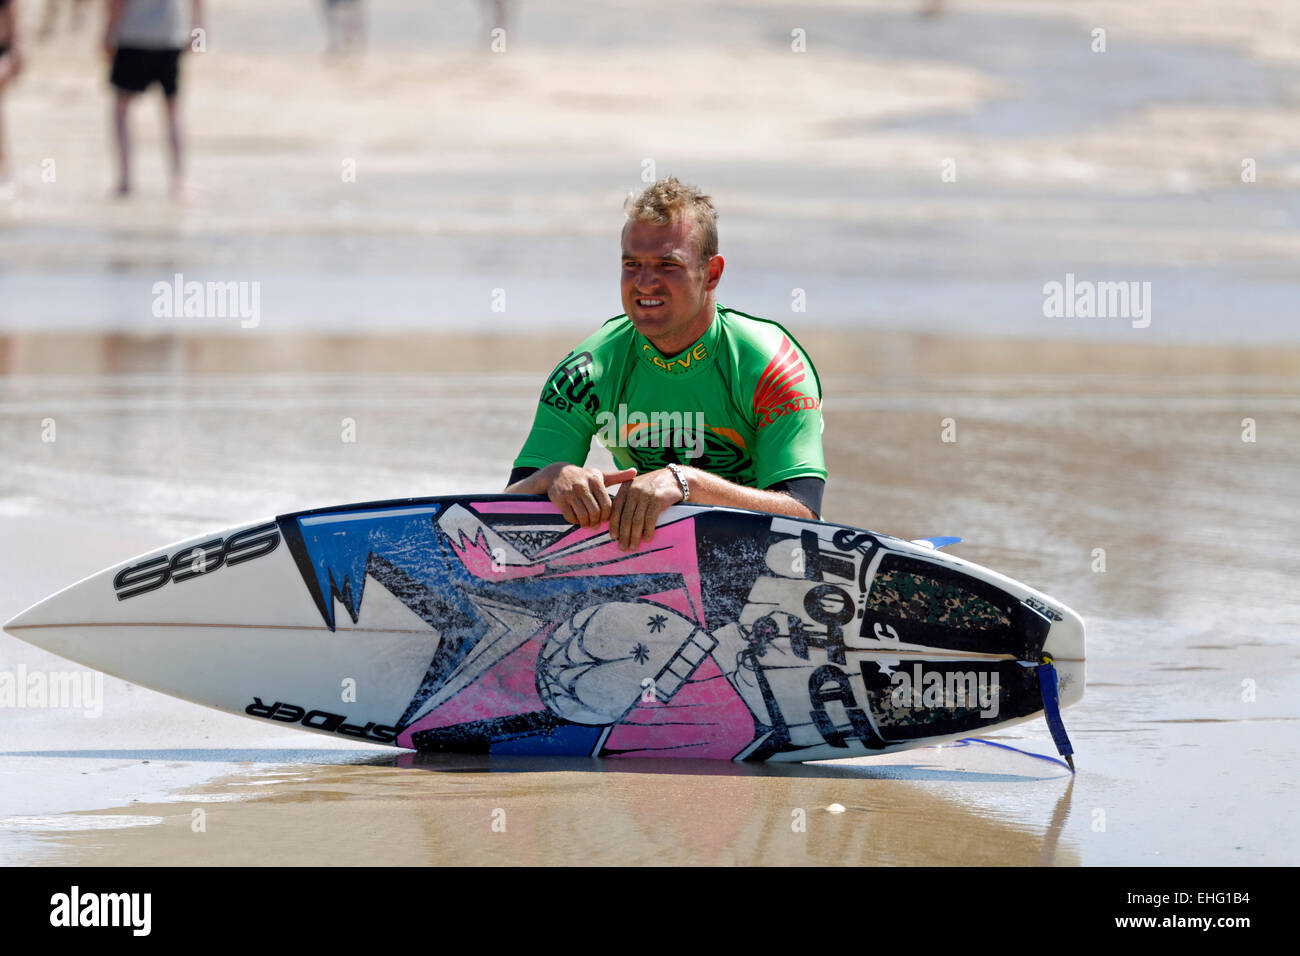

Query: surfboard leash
[1036,654,1075,772]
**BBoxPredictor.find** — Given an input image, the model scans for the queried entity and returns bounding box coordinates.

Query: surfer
[505,177,827,550]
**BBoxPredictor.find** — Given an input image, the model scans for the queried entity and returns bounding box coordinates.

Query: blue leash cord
[1035,654,1075,772]
[955,737,1073,771]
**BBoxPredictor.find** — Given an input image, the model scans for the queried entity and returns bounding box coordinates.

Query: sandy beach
[1,0,1298,866]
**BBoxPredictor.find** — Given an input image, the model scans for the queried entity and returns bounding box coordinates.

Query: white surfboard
[4,496,1084,762]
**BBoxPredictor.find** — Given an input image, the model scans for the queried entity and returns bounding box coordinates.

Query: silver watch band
[666,463,690,503]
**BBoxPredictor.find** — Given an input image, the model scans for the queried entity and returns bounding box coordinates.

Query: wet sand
[1,339,1297,865]
[9,750,1082,867]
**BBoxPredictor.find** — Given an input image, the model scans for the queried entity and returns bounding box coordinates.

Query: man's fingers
[583,473,615,525]
[594,484,614,524]
[603,468,637,487]
[552,495,578,525]
[625,496,650,551]
[552,485,587,526]
[570,492,593,527]
[580,484,608,528]
[642,502,658,545]
[608,484,627,539]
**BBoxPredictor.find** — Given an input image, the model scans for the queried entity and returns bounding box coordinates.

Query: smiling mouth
[635,298,665,309]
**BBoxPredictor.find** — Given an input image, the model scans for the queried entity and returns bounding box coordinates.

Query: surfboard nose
[5,593,62,637]
[4,565,122,655]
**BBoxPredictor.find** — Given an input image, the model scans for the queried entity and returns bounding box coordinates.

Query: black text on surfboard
[113,522,280,601]
[245,698,399,743]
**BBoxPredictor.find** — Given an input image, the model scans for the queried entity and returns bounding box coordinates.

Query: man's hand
[511,462,637,528]
[609,468,686,551]
[549,464,637,528]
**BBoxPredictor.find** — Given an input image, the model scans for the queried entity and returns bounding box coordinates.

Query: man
[103,0,203,199]
[0,0,23,198]
[505,177,826,550]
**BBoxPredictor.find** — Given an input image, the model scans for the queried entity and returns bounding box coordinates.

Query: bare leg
[112,90,132,195]
[163,94,189,200]
[479,0,508,37]
[0,61,11,184]
[323,0,344,56]
[347,1,366,53]
[0,92,10,195]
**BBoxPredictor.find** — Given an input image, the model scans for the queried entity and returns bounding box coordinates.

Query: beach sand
[1,0,1298,865]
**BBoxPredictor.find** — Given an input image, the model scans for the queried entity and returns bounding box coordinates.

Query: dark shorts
[110,47,183,97]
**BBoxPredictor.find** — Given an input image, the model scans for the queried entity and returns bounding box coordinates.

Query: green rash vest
[513,305,826,490]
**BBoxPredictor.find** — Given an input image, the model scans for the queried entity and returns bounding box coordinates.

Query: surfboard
[3,496,1084,762]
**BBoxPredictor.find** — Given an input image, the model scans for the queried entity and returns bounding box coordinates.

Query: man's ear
[704,255,725,289]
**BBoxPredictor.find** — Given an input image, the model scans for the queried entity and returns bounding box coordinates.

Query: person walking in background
[103,0,202,200]
[320,0,364,58]
[0,0,25,198]
[479,0,510,40]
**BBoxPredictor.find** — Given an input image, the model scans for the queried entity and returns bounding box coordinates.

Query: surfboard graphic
[4,496,1084,762]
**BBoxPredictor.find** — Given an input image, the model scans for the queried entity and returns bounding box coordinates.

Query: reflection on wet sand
[2,330,1299,377]
[20,748,1078,866]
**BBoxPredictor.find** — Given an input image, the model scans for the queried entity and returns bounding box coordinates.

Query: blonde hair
[624,177,718,264]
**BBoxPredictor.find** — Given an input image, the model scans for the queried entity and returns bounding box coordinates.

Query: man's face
[621,218,721,351]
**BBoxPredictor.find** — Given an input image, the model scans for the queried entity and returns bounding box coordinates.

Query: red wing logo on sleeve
[753,336,821,428]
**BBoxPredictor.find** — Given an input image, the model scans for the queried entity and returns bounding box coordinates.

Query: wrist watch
[666,463,690,503]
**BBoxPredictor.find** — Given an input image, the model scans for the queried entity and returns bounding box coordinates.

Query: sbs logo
[113,522,280,601]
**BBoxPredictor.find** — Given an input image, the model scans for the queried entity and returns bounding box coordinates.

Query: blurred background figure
[0,0,23,198]
[103,0,203,200]
[36,0,90,39]
[321,0,364,58]
[479,0,509,42]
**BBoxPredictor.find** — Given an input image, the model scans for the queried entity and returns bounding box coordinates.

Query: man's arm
[2,1,23,78]
[191,0,206,45]
[505,465,543,494]
[104,0,126,57]
[676,467,817,519]
[765,475,825,519]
